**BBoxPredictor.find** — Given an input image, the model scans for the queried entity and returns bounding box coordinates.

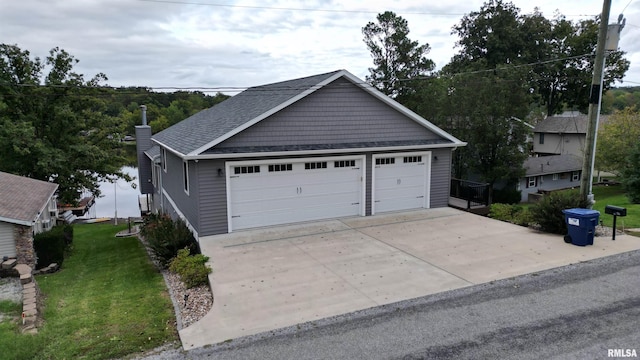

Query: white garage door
[227,156,365,231]
[373,152,430,214]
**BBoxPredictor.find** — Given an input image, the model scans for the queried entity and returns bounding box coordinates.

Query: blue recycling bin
[562,208,600,246]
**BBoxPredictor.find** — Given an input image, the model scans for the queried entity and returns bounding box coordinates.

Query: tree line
[362,0,636,200]
[0,44,227,204]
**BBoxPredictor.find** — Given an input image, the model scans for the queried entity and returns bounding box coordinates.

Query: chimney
[140,104,147,126]
[135,105,154,194]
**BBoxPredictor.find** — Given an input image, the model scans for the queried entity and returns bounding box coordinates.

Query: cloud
[1,0,638,89]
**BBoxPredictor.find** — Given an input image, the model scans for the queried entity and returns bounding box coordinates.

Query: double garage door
[227,152,430,231]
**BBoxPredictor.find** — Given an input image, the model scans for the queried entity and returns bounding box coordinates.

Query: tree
[440,70,531,190]
[362,11,435,102]
[447,0,629,115]
[621,140,640,203]
[0,44,128,204]
[596,107,640,175]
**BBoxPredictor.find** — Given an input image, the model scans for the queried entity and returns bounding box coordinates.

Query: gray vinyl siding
[0,221,16,258]
[195,160,228,236]
[162,150,199,233]
[519,171,581,202]
[429,148,453,208]
[135,125,154,194]
[217,78,443,149]
[365,153,373,216]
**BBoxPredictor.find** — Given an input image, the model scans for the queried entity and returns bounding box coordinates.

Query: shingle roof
[533,115,609,134]
[524,154,583,176]
[533,116,588,134]
[145,145,160,159]
[0,171,58,225]
[152,70,342,156]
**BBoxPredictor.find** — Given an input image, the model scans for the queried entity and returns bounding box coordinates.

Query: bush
[169,248,211,288]
[621,141,640,203]
[529,190,590,234]
[140,213,199,267]
[492,187,522,204]
[489,203,532,226]
[34,225,67,269]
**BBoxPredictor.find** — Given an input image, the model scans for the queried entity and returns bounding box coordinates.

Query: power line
[0,52,601,95]
[621,0,634,13]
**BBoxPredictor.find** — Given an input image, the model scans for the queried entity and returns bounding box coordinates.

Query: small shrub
[169,248,212,288]
[530,190,590,234]
[492,187,522,204]
[34,225,67,269]
[141,213,199,267]
[489,203,531,226]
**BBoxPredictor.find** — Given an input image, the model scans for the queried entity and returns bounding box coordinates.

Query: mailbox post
[605,205,627,240]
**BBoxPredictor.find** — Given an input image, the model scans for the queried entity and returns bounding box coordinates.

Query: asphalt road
[135,249,640,360]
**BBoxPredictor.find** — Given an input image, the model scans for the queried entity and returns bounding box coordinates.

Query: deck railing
[450,178,490,209]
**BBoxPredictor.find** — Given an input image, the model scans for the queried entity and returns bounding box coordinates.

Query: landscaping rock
[1,258,17,269]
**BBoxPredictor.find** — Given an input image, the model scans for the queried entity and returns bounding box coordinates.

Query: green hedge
[530,190,590,234]
[489,203,532,226]
[169,249,211,288]
[140,213,199,268]
[34,224,73,269]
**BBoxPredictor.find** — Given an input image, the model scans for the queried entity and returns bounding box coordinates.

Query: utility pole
[580,0,612,206]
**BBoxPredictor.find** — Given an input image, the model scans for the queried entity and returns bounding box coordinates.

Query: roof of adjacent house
[0,171,58,226]
[152,69,464,157]
[533,114,609,134]
[524,154,583,177]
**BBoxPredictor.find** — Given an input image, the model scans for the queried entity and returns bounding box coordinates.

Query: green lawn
[592,184,640,229]
[0,223,177,360]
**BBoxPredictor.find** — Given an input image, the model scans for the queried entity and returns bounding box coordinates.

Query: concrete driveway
[179,207,640,349]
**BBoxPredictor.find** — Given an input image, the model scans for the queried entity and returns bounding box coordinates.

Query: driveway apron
[179,207,640,349]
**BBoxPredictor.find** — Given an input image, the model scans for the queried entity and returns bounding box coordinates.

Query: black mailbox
[605,205,627,217]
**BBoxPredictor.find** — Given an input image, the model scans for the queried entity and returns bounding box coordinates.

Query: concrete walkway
[179,207,640,349]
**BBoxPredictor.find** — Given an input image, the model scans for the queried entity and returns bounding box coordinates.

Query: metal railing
[450,178,490,209]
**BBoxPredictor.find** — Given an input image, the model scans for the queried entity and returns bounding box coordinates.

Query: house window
[334,160,356,168]
[527,176,537,188]
[572,171,580,182]
[305,162,327,170]
[268,164,292,172]
[161,148,167,172]
[183,161,189,194]
[375,157,395,165]
[234,166,260,174]
[552,173,559,181]
[539,133,545,144]
[403,156,422,163]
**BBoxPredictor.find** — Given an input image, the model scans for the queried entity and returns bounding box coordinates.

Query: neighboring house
[136,70,466,239]
[532,113,608,157]
[0,171,58,268]
[518,154,583,202]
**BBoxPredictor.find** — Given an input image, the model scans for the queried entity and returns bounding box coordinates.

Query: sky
[1,0,639,93]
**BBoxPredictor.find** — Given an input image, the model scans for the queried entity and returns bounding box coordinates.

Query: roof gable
[0,171,58,225]
[152,70,464,157]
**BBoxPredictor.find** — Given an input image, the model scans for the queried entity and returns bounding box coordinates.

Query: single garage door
[372,152,430,214]
[227,156,365,231]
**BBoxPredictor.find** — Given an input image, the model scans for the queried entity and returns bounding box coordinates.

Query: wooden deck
[58,196,95,216]
[449,197,490,215]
